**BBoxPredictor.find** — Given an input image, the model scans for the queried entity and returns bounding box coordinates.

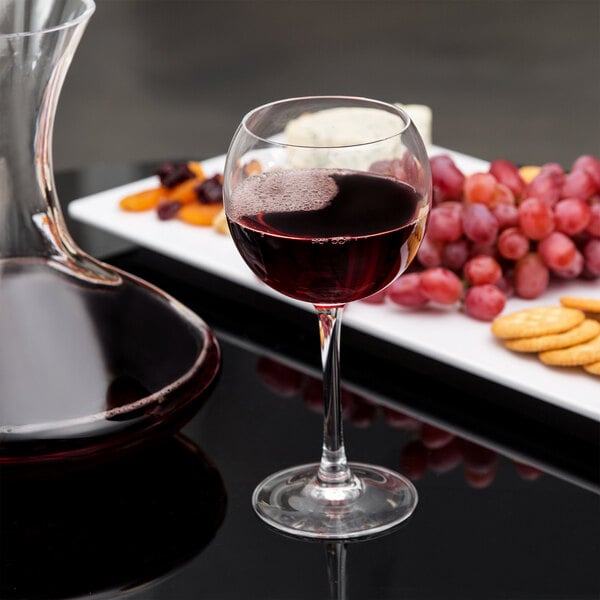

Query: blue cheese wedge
[284,105,432,170]
[284,107,404,170]
[396,104,432,148]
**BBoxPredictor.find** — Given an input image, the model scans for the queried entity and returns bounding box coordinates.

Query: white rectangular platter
[68,146,600,422]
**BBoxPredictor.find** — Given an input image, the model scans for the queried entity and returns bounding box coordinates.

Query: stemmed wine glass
[223,96,431,539]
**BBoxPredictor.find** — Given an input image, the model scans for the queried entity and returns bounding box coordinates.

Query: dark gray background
[54,0,600,172]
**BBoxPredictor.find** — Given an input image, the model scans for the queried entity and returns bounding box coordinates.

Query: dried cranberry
[157,200,182,220]
[155,162,194,188]
[195,175,223,204]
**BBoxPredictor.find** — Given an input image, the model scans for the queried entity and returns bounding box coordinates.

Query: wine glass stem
[316,306,352,485]
[326,542,347,600]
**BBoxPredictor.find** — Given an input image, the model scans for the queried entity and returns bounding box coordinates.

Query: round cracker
[491,306,585,340]
[583,361,600,375]
[505,319,600,352]
[539,334,600,366]
[560,296,600,314]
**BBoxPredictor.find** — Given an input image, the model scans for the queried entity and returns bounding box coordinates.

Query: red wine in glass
[228,168,426,305]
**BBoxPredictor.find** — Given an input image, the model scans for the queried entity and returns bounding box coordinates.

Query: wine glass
[223,96,431,539]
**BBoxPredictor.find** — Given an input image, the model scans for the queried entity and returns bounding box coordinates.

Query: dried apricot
[187,161,205,179]
[178,202,223,226]
[243,159,262,176]
[167,176,205,204]
[119,187,164,211]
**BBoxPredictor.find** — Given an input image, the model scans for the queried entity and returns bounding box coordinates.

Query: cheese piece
[283,104,432,170]
[284,107,405,170]
[396,103,432,147]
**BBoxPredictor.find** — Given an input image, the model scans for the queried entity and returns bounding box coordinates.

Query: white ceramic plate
[68,146,600,422]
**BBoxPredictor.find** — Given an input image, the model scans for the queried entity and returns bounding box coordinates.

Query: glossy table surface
[2,164,598,600]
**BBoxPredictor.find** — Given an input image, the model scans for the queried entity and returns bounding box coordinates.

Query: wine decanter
[0,0,220,464]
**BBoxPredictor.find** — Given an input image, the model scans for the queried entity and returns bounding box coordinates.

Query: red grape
[427,204,463,242]
[462,203,499,245]
[526,174,561,207]
[463,255,502,286]
[489,158,525,196]
[492,183,516,207]
[583,238,600,275]
[430,154,465,203]
[514,252,549,299]
[442,238,470,271]
[463,284,506,321]
[497,226,530,260]
[538,231,577,270]
[417,234,444,268]
[539,162,565,182]
[369,159,404,179]
[552,249,584,279]
[388,273,429,307]
[586,203,600,237]
[464,172,497,206]
[572,154,600,188]
[469,242,497,258]
[561,168,596,200]
[420,268,464,305]
[437,200,463,213]
[495,272,514,297]
[554,197,592,235]
[518,197,555,240]
[492,200,519,229]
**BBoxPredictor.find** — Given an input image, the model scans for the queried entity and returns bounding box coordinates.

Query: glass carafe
[0,0,220,464]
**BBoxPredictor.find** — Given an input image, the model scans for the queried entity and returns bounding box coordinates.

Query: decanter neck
[0,1,91,260]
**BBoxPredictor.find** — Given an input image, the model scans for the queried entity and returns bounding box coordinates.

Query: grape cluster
[379,153,600,321]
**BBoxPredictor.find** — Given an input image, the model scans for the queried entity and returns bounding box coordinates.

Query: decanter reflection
[0,435,227,599]
[0,0,220,463]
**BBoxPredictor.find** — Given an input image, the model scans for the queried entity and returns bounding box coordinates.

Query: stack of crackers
[491,297,600,376]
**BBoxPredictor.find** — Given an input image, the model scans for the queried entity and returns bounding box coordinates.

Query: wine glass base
[252,462,418,540]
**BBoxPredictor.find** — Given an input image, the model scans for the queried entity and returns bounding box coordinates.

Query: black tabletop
[2,164,598,600]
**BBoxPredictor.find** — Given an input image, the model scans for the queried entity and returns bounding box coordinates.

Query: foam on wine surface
[228,169,338,220]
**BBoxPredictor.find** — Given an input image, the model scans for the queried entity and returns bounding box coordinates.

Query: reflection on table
[256,355,544,491]
[0,436,226,599]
